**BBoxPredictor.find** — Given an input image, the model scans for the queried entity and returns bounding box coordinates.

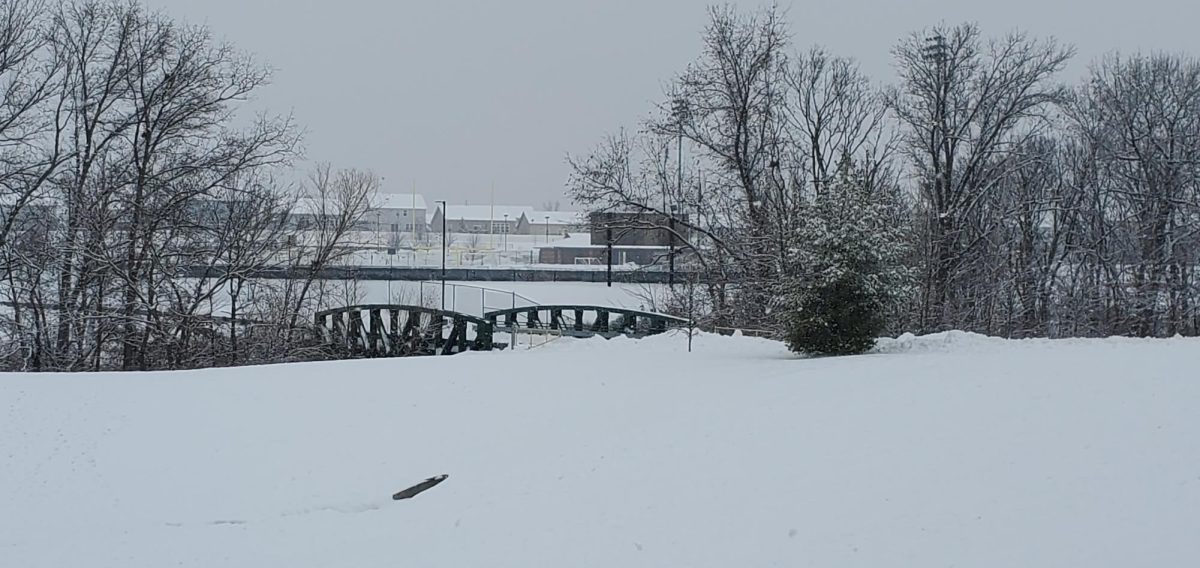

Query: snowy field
[3,332,1199,567]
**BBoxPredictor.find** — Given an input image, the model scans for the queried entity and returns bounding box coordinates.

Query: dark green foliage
[785,272,885,356]
[779,157,912,356]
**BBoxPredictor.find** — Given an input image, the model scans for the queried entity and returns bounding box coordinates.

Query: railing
[314,304,495,357]
[314,303,692,359]
[483,305,689,339]
[416,281,538,318]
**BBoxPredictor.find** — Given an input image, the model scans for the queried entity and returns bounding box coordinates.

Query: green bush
[785,273,884,356]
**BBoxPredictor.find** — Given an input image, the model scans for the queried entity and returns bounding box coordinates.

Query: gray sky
[149,0,1200,207]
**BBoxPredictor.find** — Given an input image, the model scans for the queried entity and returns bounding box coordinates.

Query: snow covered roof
[436,205,533,222]
[289,196,326,216]
[528,211,585,225]
[375,193,427,211]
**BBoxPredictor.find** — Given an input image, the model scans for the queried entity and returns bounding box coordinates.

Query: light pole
[502,214,509,252]
[670,204,680,287]
[544,215,550,244]
[671,97,688,289]
[435,200,447,310]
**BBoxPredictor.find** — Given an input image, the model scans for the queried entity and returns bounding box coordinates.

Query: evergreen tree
[782,158,911,356]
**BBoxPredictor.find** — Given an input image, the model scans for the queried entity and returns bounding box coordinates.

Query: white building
[520,210,585,236]
[429,205,533,234]
[367,193,428,238]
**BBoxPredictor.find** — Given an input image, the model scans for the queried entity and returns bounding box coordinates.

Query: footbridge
[313,304,688,357]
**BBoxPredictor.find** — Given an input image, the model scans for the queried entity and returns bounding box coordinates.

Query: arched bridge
[484,305,689,339]
[314,304,689,358]
[314,305,494,357]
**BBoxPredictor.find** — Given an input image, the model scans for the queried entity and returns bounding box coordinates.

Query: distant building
[588,211,688,246]
[430,205,532,234]
[536,242,667,266]
[532,211,691,267]
[0,195,59,243]
[367,193,428,238]
[286,193,428,239]
[520,211,586,236]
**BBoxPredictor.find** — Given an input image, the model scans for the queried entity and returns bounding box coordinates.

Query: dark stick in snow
[393,474,449,500]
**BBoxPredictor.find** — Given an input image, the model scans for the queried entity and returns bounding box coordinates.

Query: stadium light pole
[435,200,447,311]
[670,96,688,289]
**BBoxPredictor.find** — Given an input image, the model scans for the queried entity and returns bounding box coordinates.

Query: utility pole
[435,200,447,311]
[670,97,688,288]
[606,226,613,288]
[924,32,949,190]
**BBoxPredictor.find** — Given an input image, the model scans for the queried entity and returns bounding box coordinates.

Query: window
[390,223,399,232]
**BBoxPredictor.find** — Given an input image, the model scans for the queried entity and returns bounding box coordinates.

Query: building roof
[436,205,533,222]
[528,210,585,225]
[375,193,427,211]
[289,196,325,216]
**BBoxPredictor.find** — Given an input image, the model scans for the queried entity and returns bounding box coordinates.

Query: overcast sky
[147,0,1200,207]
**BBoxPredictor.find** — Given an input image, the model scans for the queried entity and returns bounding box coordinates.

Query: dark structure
[589,212,688,246]
[393,474,448,501]
[314,304,494,356]
[531,211,693,271]
[314,304,690,358]
[537,246,665,266]
[484,305,689,339]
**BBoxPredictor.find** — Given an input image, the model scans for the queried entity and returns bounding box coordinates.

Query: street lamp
[544,215,550,244]
[435,200,447,311]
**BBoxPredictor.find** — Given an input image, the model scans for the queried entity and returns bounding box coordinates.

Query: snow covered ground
[3,332,1199,567]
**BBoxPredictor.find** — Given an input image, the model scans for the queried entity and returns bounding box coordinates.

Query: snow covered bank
[3,333,1199,567]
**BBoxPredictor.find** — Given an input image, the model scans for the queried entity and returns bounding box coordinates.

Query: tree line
[0,0,377,371]
[569,5,1200,352]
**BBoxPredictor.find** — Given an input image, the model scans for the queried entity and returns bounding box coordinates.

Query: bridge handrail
[315,304,493,327]
[483,305,689,325]
[418,281,539,307]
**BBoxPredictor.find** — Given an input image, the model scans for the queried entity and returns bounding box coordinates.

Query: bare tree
[889,23,1073,331]
[1070,53,1200,336]
[103,7,297,370]
[274,164,377,354]
[43,0,141,369]
[572,6,793,330]
[785,47,892,194]
[0,0,68,251]
[0,1,301,371]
